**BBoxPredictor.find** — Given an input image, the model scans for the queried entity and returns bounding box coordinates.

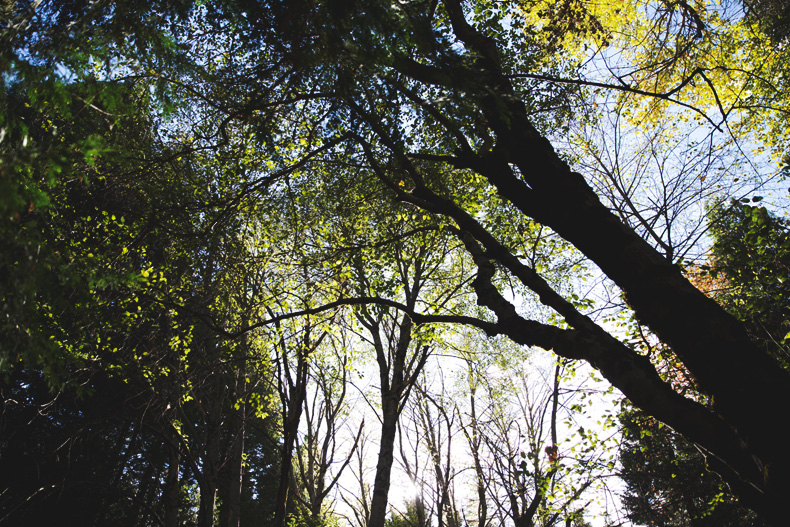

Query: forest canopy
[1,0,789,526]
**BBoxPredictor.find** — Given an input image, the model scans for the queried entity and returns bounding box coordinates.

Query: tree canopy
[2,0,789,525]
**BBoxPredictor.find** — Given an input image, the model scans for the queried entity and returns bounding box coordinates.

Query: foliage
[744,0,790,43]
[384,500,424,527]
[619,404,766,527]
[619,200,790,526]
[3,0,790,526]
[705,200,790,366]
[1,58,282,527]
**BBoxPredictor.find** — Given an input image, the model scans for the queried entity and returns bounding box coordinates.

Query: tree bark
[273,374,306,527]
[219,365,246,527]
[367,395,400,527]
[163,440,181,527]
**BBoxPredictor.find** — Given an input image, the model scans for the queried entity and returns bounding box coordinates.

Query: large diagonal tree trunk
[385,2,790,523]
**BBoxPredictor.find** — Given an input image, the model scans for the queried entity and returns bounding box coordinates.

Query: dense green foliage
[707,202,790,366]
[618,404,766,527]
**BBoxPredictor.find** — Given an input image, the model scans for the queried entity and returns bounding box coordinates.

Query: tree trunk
[198,478,217,527]
[273,350,309,527]
[197,424,220,527]
[465,376,487,527]
[367,395,400,527]
[163,441,181,527]
[219,366,246,527]
[400,4,790,522]
[198,366,224,527]
[273,401,302,527]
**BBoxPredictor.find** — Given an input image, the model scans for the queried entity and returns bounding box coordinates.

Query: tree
[5,0,790,524]
[340,428,375,527]
[412,378,461,527]
[461,353,609,527]
[353,249,434,527]
[291,340,364,527]
[0,40,285,527]
[269,312,331,527]
[745,0,790,43]
[285,3,788,522]
[385,500,425,527]
[618,199,790,527]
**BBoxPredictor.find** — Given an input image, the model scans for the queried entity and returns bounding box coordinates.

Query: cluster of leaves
[705,201,790,366]
[1,48,286,525]
[619,403,766,527]
[744,0,790,43]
